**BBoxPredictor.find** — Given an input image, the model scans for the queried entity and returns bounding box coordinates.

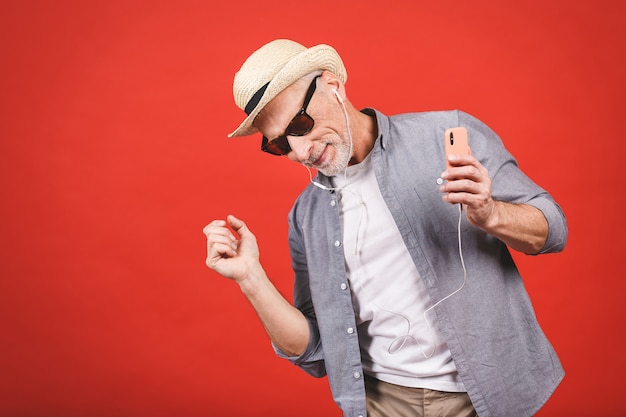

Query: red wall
[1,1,624,416]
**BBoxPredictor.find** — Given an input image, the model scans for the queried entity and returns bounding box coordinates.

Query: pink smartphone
[444,127,470,169]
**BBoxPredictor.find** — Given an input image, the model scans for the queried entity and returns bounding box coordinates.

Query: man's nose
[287,135,313,163]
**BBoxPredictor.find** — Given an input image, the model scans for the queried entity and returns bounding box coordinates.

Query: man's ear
[320,70,345,101]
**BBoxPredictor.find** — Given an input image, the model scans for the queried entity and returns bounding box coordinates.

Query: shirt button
[347,327,354,334]
[353,372,361,379]
[340,283,348,290]
[330,200,336,207]
[334,240,341,247]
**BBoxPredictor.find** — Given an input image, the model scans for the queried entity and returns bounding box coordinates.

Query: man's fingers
[227,215,249,237]
[206,241,238,267]
[207,232,238,252]
[203,219,240,270]
[203,220,237,241]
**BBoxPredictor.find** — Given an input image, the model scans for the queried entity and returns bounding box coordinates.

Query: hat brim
[228,44,347,138]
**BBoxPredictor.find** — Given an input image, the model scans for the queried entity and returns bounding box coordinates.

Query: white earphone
[312,181,329,190]
[332,88,344,104]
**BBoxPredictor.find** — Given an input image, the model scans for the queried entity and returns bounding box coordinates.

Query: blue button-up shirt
[276,109,568,417]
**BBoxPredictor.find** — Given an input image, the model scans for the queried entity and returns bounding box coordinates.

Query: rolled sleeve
[526,195,568,254]
[272,318,327,377]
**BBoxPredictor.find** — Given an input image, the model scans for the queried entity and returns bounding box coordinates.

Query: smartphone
[444,127,470,169]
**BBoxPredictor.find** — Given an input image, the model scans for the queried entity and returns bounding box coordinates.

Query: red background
[1,1,624,416]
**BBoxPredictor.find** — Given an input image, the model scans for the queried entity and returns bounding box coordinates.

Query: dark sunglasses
[261,75,320,156]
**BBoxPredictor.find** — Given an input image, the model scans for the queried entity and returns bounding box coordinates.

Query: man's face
[254,76,351,177]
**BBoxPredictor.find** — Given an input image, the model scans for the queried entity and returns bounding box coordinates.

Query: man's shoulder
[388,109,465,125]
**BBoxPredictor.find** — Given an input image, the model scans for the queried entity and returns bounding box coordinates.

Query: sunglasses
[261,75,320,156]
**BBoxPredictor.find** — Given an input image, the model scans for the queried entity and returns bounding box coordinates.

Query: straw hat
[228,39,347,137]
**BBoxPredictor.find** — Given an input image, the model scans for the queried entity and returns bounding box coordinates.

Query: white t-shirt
[333,152,465,392]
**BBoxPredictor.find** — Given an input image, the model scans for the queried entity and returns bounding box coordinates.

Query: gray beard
[317,141,352,177]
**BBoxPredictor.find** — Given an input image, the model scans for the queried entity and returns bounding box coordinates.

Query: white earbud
[332,88,344,104]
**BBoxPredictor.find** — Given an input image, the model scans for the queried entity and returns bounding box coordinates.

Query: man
[204,39,568,417]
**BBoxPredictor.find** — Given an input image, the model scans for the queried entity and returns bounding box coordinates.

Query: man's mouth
[310,144,329,167]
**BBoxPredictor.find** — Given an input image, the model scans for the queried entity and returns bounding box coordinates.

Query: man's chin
[312,145,351,177]
[318,168,335,177]
[318,163,345,177]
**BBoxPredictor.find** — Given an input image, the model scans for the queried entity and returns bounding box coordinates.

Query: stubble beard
[314,139,352,177]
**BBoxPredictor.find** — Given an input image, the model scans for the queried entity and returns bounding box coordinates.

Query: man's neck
[348,110,378,165]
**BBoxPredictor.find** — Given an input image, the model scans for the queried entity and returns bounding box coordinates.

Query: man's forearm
[238,265,310,357]
[481,201,548,254]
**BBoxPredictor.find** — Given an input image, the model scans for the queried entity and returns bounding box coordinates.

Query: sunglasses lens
[262,113,314,156]
[286,112,314,136]
[261,106,315,156]
[263,136,291,155]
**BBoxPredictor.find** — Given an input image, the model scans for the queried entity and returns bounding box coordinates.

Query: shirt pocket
[414,187,472,234]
